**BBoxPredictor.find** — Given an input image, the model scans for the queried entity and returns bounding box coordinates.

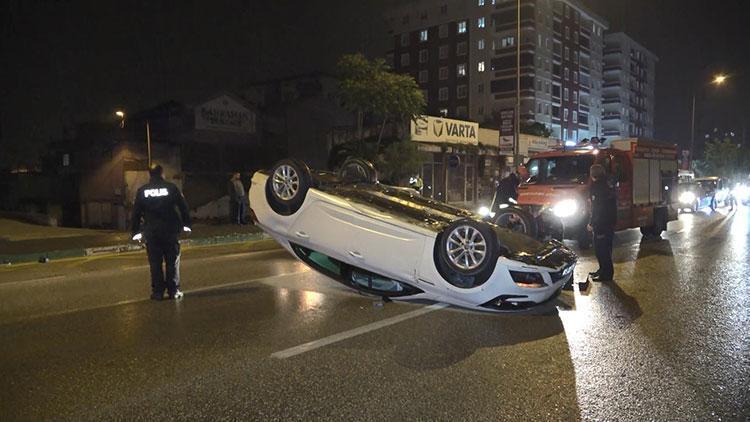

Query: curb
[0,232,274,265]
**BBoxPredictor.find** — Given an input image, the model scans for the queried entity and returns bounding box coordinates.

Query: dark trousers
[146,234,181,295]
[593,229,614,279]
[231,198,247,224]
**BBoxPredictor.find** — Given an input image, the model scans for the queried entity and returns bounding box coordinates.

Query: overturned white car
[249,159,577,311]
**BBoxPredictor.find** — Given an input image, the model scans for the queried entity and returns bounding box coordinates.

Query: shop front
[411,116,502,210]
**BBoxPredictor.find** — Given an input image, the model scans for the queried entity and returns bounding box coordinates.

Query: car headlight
[679,191,696,204]
[552,199,579,218]
[477,206,490,216]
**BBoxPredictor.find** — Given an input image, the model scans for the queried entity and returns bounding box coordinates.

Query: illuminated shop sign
[410,115,478,145]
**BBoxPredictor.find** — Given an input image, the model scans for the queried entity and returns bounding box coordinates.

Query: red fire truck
[494,138,679,247]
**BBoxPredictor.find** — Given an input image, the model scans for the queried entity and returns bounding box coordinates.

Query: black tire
[338,158,378,184]
[437,219,499,277]
[265,159,312,216]
[491,206,538,238]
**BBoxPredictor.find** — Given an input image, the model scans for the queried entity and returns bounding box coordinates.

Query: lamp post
[690,74,727,167]
[513,0,520,165]
[114,110,152,167]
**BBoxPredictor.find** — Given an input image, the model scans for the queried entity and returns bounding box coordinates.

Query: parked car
[249,158,578,311]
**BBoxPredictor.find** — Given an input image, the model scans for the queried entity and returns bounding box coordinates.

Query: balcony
[602,97,622,105]
[602,81,622,88]
[602,112,621,121]
[603,64,622,72]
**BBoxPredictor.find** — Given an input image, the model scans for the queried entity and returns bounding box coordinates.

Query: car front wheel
[265,159,312,216]
[435,219,500,288]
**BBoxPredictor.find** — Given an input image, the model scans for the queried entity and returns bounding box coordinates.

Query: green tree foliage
[334,53,427,184]
[703,137,750,180]
[520,121,552,137]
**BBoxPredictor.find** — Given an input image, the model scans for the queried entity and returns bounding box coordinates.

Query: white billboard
[410,115,478,145]
[195,94,256,134]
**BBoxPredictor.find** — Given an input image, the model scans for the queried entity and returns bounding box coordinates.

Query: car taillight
[510,271,547,288]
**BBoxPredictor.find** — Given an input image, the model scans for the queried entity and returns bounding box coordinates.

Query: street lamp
[689,73,727,168]
[114,109,152,167]
[115,110,125,128]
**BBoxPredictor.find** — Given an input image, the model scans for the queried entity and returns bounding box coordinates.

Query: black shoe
[150,292,164,301]
[589,270,600,277]
[590,274,613,282]
[168,290,184,300]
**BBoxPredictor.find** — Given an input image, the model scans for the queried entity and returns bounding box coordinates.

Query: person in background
[131,164,192,300]
[492,168,520,212]
[228,171,247,224]
[587,164,617,282]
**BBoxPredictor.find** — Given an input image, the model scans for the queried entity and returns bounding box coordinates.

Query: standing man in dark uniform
[131,164,192,300]
[492,169,520,211]
[587,164,617,282]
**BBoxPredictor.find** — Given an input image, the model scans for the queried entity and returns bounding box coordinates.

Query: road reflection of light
[557,282,594,344]
[729,206,748,255]
[300,290,325,312]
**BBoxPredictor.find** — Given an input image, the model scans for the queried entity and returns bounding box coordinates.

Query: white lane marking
[271,302,449,359]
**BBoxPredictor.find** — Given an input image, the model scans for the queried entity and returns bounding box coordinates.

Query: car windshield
[696,179,717,191]
[524,155,594,185]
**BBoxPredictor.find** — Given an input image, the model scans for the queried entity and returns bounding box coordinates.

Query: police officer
[131,164,192,300]
[587,164,617,282]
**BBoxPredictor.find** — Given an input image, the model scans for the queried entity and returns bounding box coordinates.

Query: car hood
[494,226,577,269]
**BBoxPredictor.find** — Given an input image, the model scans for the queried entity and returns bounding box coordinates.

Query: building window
[478,0,485,5]
[439,87,449,101]
[565,26,569,39]
[536,79,542,91]
[564,87,569,100]
[573,51,578,63]
[439,24,448,38]
[419,70,429,83]
[546,103,551,115]
[564,47,569,60]
[564,67,569,79]
[419,49,428,63]
[457,41,467,55]
[573,111,578,123]
[456,105,468,118]
[457,20,467,33]
[439,45,449,59]
[457,63,467,77]
[573,91,578,103]
[478,39,485,50]
[400,53,410,66]
[439,66,449,80]
[457,85,468,99]
[573,71,578,83]
[564,108,569,120]
[501,36,514,47]
[400,34,409,47]
[537,102,542,114]
[439,108,448,116]
[538,34,542,47]
[545,81,550,93]
[477,61,485,72]
[419,29,428,42]
[477,17,485,28]
[478,83,484,93]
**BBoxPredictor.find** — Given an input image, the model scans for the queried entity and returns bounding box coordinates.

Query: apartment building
[385,0,609,142]
[601,32,657,139]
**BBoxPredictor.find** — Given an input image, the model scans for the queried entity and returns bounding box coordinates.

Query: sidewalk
[0,218,274,264]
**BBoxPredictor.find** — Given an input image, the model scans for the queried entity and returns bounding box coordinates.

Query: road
[0,207,748,420]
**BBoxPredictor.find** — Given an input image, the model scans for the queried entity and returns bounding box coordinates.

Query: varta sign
[411,115,479,145]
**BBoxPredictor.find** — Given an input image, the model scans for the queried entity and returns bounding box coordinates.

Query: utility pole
[146,120,152,168]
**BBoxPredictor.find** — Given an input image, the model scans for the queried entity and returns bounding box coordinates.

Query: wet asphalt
[0,206,748,421]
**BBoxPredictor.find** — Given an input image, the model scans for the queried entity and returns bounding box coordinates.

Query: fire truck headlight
[552,199,579,218]
[733,184,749,201]
[679,191,696,204]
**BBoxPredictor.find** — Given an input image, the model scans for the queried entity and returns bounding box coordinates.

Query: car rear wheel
[338,158,378,184]
[265,159,312,216]
[437,219,499,281]
[491,206,538,238]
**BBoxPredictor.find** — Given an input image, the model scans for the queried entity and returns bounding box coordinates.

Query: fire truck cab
[498,138,678,247]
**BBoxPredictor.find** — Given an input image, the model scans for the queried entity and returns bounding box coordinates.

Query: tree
[334,53,427,183]
[337,53,425,149]
[703,137,750,181]
[520,121,552,137]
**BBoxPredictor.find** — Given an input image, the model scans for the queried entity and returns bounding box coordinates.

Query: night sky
[2,0,748,151]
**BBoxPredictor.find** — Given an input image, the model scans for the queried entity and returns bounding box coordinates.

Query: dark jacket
[589,178,617,232]
[131,177,192,237]
[495,173,520,204]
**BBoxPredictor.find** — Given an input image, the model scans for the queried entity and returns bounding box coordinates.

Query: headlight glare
[552,199,579,218]
[478,206,491,217]
[679,191,696,204]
